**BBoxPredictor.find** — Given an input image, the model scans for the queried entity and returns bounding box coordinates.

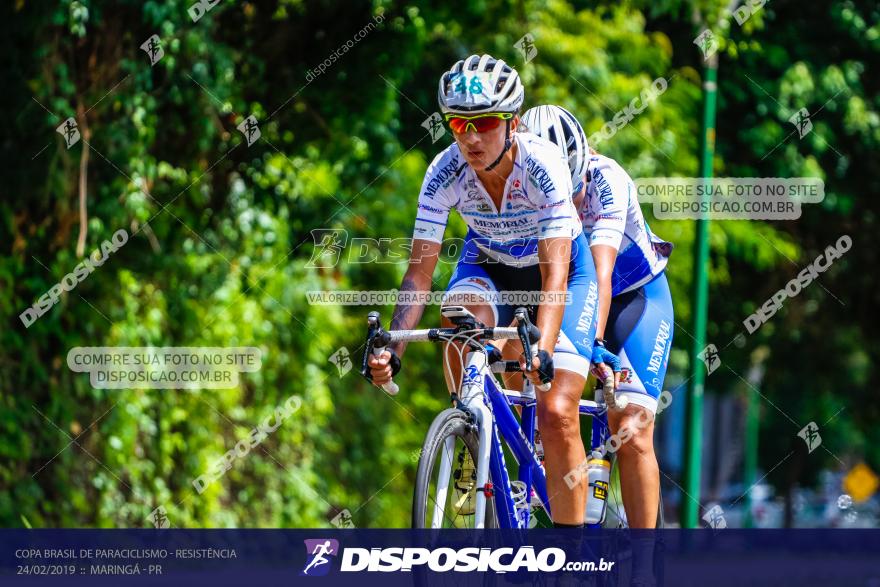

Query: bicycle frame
[444,349,612,529]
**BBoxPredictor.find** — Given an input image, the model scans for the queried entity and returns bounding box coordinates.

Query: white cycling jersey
[581,153,673,296]
[413,132,582,267]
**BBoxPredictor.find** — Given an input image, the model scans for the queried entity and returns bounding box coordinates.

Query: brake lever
[514,307,550,392]
[363,312,399,396]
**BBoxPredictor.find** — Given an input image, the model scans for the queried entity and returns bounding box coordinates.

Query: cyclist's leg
[605,272,674,528]
[441,251,509,395]
[473,259,535,391]
[533,233,596,525]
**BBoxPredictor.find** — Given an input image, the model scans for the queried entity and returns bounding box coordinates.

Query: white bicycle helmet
[438,54,524,171]
[438,54,524,115]
[521,105,589,190]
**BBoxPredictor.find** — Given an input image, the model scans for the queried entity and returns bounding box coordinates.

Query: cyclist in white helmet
[522,104,674,529]
[367,55,616,527]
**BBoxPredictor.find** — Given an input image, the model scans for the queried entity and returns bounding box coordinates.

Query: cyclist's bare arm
[588,244,621,386]
[367,239,440,385]
[521,237,570,384]
[590,244,616,341]
[388,239,441,355]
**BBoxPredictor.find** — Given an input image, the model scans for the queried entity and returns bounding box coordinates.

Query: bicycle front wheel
[412,408,497,529]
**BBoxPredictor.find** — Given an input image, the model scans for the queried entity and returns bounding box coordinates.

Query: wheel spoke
[607,457,628,527]
[425,432,475,528]
[431,435,456,527]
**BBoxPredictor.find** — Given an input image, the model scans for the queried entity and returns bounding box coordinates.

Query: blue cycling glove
[591,340,621,372]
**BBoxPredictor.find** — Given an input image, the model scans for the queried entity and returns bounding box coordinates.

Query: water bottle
[585,451,610,525]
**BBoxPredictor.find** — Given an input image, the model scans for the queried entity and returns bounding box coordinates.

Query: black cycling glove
[363,348,401,382]
[536,349,554,385]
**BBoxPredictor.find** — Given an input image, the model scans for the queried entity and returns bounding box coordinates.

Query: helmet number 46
[452,74,484,95]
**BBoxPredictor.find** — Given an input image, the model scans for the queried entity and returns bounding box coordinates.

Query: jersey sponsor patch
[422,156,461,199]
[592,167,614,208]
[646,320,672,375]
[418,203,445,214]
[525,155,556,196]
[412,138,581,265]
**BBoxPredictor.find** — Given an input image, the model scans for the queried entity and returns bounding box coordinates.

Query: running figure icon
[301,539,339,576]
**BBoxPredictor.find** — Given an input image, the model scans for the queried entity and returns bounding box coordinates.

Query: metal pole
[681,55,718,529]
[743,347,768,528]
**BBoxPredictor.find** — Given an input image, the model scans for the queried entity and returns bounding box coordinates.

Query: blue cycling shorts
[602,272,674,414]
[445,233,598,376]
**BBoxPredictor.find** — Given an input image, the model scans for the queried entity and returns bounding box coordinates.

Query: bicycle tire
[412,407,498,529]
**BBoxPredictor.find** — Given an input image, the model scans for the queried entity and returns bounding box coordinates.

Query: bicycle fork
[461,351,494,529]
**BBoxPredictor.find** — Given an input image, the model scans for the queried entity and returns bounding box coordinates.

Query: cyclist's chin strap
[483,118,513,172]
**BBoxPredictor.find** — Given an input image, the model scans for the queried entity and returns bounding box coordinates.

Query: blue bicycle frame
[477,360,611,529]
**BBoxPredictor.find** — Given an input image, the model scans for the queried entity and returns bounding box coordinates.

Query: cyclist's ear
[510,115,520,133]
